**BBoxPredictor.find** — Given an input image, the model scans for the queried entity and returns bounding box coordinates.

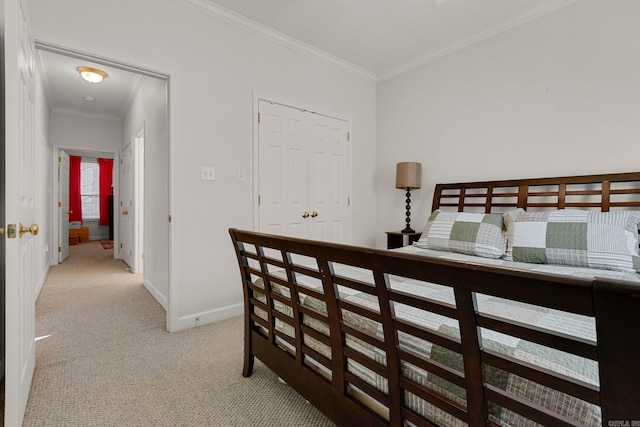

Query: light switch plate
[201,166,215,181]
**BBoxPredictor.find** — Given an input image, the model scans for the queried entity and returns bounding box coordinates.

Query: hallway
[21,241,332,426]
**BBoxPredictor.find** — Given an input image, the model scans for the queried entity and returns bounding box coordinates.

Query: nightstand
[386,231,421,249]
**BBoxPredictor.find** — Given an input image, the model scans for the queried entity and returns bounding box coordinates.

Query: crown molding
[178,0,577,84]
[377,0,579,82]
[119,73,146,120]
[174,0,376,82]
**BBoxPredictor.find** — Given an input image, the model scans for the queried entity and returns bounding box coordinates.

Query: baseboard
[143,278,168,310]
[169,303,243,332]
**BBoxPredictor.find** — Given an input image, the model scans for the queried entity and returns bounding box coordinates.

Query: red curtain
[98,158,113,226]
[69,156,82,222]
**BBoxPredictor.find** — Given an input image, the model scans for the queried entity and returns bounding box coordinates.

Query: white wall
[82,220,109,241]
[376,0,640,248]
[49,111,122,153]
[27,0,377,330]
[122,76,170,309]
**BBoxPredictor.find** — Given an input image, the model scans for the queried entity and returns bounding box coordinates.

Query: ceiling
[37,48,143,121]
[36,0,575,119]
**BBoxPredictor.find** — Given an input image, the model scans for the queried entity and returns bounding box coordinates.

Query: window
[80,160,100,220]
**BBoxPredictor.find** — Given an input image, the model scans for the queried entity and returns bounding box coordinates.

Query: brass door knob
[19,223,39,238]
[310,211,318,218]
[302,211,310,218]
[122,210,128,215]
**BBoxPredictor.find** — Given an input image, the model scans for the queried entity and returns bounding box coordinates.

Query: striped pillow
[503,209,640,273]
[415,210,506,259]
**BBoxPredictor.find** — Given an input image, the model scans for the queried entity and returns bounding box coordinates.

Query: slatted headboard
[433,171,640,213]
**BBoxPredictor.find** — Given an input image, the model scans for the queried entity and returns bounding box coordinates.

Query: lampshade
[395,162,422,189]
[77,66,107,84]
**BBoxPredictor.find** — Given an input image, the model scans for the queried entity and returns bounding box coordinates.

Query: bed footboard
[230,228,640,427]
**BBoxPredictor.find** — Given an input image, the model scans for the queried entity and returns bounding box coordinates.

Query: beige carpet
[23,241,334,426]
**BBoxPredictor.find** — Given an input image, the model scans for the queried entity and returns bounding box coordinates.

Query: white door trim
[252,92,353,235]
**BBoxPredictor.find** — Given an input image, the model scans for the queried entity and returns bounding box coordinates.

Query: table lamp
[395,162,422,233]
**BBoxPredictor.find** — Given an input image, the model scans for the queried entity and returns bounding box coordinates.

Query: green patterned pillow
[504,209,640,273]
[415,210,506,259]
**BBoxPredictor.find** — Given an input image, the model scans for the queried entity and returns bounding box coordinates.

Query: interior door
[307,112,351,243]
[257,100,352,243]
[258,100,308,238]
[58,150,70,262]
[120,142,134,269]
[3,0,37,424]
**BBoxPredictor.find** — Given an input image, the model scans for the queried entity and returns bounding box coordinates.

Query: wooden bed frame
[230,172,640,427]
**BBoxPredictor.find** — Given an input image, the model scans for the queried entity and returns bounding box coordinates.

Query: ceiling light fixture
[77,66,107,84]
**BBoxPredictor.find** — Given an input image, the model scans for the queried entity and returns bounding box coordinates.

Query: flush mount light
[83,96,96,102]
[77,66,107,84]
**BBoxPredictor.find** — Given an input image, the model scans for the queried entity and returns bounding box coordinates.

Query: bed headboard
[432,171,640,214]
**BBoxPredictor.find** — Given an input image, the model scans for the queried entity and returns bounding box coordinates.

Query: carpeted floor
[23,241,334,426]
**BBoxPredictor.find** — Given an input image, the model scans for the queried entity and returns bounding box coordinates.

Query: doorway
[55,148,117,264]
[35,40,171,324]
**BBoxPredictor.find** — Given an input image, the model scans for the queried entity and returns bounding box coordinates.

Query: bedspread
[252,245,639,426]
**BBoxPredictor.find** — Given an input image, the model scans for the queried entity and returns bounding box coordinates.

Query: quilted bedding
[252,245,640,426]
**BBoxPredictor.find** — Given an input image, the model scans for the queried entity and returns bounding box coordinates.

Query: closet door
[258,101,308,238]
[307,112,351,243]
[257,100,351,244]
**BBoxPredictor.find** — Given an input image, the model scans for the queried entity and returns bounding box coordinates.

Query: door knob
[122,210,128,215]
[302,211,310,218]
[19,223,39,238]
[310,211,318,218]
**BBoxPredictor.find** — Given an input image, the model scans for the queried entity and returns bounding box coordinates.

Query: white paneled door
[258,100,351,244]
[306,111,351,242]
[120,142,134,270]
[119,137,144,274]
[58,150,70,263]
[4,0,37,424]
